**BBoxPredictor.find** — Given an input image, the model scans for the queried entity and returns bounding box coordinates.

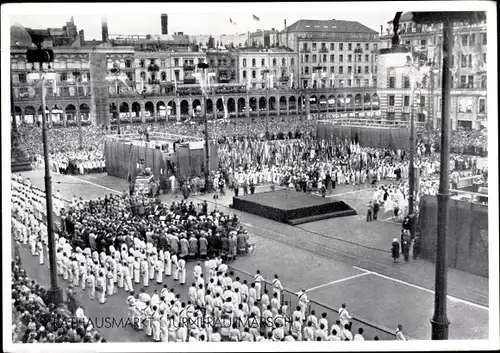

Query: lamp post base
[431,318,450,340]
[47,287,64,306]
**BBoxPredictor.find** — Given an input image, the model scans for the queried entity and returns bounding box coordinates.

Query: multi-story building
[11,15,381,125]
[279,19,380,89]
[377,12,487,130]
[205,48,239,84]
[10,28,134,127]
[237,47,299,89]
[248,29,279,48]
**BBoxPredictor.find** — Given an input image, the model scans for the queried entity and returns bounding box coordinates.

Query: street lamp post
[109,63,122,134]
[313,65,322,120]
[197,62,212,193]
[409,10,485,341]
[26,41,63,306]
[408,77,416,229]
[72,71,83,150]
[262,69,270,136]
[11,80,18,132]
[431,17,452,340]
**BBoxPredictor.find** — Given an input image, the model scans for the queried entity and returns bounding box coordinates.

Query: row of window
[11,61,91,70]
[388,95,487,114]
[13,72,90,84]
[451,53,487,68]
[301,42,377,52]
[242,57,295,68]
[15,86,88,98]
[302,65,372,75]
[137,58,205,68]
[301,53,371,64]
[389,74,487,89]
[242,69,291,80]
[460,33,487,46]
[302,78,376,89]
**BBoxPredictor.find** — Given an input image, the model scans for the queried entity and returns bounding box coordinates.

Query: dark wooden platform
[11,161,33,172]
[232,189,357,225]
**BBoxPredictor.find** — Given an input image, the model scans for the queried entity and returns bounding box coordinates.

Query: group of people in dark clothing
[60,191,251,264]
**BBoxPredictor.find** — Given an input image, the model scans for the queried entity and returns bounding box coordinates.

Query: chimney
[101,17,109,42]
[285,19,288,49]
[79,29,85,46]
[161,14,168,35]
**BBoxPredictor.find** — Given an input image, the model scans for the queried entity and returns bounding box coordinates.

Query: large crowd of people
[12,117,487,221]
[12,114,488,343]
[12,174,410,342]
[13,117,487,214]
[12,257,106,343]
[15,124,107,175]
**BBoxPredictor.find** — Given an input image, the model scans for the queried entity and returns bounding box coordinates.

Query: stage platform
[231,189,357,225]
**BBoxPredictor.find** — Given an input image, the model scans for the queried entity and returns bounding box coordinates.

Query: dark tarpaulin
[316,124,412,149]
[417,195,488,277]
[177,144,191,178]
[210,142,218,172]
[106,139,220,181]
[127,144,138,181]
[190,148,205,176]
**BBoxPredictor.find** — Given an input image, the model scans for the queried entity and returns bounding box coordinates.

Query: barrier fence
[227,266,402,340]
[450,189,489,204]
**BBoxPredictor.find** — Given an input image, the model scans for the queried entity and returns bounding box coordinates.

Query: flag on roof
[229,18,236,25]
[252,14,260,21]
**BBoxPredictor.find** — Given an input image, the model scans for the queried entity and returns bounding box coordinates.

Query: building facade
[279,19,380,89]
[205,49,239,84]
[237,48,299,90]
[11,46,135,126]
[377,12,487,130]
[11,16,381,126]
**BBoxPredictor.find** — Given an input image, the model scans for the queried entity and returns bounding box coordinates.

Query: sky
[5,2,404,40]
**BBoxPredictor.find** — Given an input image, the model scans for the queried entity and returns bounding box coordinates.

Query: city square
[3,2,498,350]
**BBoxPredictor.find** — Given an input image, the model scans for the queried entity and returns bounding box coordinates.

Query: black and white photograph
[2,1,498,351]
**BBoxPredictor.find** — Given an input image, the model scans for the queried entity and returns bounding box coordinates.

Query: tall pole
[41,74,63,305]
[198,63,211,193]
[431,18,451,340]
[11,79,18,131]
[204,93,210,193]
[408,77,415,230]
[115,79,121,135]
[74,71,83,150]
[265,71,269,137]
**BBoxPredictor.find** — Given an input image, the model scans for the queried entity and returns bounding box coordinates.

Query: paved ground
[13,170,490,340]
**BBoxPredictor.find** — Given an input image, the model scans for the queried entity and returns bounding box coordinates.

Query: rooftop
[236,46,295,53]
[282,19,378,34]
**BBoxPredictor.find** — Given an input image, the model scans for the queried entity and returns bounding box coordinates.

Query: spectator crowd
[12,172,411,342]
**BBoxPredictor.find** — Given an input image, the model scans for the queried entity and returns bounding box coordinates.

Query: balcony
[14,95,37,101]
[43,93,91,100]
[148,79,161,85]
[183,64,196,71]
[147,64,160,72]
[319,48,329,53]
[300,48,311,53]
[183,78,197,84]
[278,76,290,82]
[109,91,141,98]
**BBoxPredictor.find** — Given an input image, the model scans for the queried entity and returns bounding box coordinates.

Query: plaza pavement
[11,170,489,340]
